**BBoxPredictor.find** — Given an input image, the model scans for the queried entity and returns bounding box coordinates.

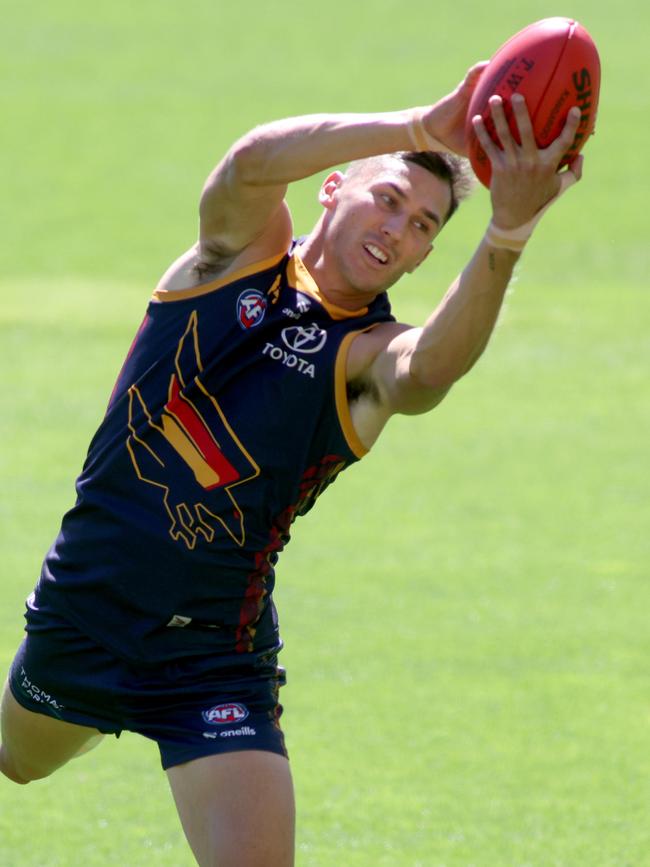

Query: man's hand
[473,94,583,229]
[420,62,488,155]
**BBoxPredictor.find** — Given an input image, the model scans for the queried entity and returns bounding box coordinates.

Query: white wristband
[485,168,579,253]
[407,108,448,153]
[484,222,529,253]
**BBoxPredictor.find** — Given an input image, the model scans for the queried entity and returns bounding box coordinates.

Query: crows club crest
[126,310,260,550]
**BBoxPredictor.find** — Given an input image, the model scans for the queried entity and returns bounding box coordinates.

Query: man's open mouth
[363,243,389,264]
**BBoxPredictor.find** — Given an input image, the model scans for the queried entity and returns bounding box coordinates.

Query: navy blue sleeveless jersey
[35,248,394,664]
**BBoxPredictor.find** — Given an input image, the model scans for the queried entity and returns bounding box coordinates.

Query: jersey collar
[287,253,370,321]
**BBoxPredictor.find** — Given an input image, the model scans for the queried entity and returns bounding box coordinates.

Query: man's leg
[0,680,104,784]
[167,750,295,867]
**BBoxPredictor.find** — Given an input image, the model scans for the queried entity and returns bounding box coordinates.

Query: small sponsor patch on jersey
[282,294,312,320]
[202,702,250,725]
[237,289,267,329]
[296,294,311,314]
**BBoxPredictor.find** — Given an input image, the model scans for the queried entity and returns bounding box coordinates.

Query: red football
[465,17,601,187]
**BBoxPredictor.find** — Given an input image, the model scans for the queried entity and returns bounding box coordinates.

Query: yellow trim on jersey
[152,252,287,303]
[335,330,369,459]
[287,254,369,321]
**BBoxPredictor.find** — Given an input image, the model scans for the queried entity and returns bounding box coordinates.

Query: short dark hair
[345,151,474,225]
[398,150,475,224]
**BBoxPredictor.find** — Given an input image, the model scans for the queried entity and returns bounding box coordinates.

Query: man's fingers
[472,112,502,161]
[464,61,489,88]
[559,153,584,190]
[569,153,584,181]
[487,96,518,157]
[510,94,536,154]
[475,98,587,187]
[547,106,582,162]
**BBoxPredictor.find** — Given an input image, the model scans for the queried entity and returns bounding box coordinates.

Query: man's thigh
[167,750,295,867]
[1,616,121,784]
[0,681,103,783]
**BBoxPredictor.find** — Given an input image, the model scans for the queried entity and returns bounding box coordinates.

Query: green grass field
[1,1,649,865]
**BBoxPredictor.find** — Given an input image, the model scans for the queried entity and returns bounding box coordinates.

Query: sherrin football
[465,17,601,187]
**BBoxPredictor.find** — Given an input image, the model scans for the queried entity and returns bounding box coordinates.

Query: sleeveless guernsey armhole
[335,330,369,460]
[151,252,287,303]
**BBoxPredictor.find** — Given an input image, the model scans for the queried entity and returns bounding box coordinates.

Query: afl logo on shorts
[237,289,267,329]
[202,702,250,725]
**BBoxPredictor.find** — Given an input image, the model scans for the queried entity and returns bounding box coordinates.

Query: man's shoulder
[157,203,293,295]
[156,243,291,296]
[346,320,412,381]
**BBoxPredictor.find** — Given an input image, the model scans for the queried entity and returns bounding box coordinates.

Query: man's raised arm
[364,96,583,423]
[197,65,487,265]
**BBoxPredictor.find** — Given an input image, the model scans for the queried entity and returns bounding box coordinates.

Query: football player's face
[323,158,451,294]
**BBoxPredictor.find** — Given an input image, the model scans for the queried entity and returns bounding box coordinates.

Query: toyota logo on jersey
[202,702,250,725]
[237,289,267,329]
[281,322,327,354]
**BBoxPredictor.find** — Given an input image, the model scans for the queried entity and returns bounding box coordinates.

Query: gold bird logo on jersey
[126,310,260,549]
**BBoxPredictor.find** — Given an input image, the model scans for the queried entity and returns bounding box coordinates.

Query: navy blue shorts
[8,607,288,770]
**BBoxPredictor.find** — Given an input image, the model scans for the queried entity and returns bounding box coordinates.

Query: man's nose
[381,212,408,241]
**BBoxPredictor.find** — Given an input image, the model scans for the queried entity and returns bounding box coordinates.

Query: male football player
[1,62,583,866]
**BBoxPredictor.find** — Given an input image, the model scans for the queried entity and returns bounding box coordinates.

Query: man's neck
[295,231,380,312]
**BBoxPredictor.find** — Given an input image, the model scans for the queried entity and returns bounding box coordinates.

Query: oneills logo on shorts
[237,289,267,329]
[202,703,250,725]
[203,726,257,740]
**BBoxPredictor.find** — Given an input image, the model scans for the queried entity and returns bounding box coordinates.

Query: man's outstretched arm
[361,96,583,424]
[196,65,487,266]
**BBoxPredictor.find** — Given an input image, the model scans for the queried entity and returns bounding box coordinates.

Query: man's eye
[380,193,395,207]
[413,220,429,233]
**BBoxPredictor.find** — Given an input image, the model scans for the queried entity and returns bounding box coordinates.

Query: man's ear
[407,244,434,272]
[318,171,346,209]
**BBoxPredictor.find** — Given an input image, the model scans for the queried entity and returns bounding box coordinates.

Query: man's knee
[0,744,50,785]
